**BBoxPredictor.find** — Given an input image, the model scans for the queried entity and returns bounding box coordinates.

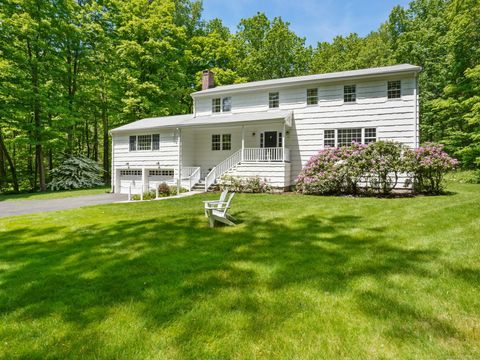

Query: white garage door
[119,169,143,194]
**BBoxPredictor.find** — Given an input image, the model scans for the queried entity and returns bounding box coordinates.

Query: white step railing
[188,167,201,190]
[205,149,242,191]
[174,166,200,179]
[243,147,289,162]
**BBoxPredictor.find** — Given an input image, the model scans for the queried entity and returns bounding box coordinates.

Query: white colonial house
[110,64,421,194]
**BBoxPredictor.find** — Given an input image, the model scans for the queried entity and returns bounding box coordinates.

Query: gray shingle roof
[110,110,293,134]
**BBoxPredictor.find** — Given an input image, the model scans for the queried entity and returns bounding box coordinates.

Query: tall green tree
[235,13,312,81]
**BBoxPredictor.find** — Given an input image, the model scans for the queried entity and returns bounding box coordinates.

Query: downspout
[413,73,418,148]
[177,128,182,195]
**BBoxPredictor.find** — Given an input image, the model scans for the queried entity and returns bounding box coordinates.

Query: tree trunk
[0,142,5,190]
[27,38,46,192]
[0,130,19,192]
[93,114,98,162]
[102,100,110,185]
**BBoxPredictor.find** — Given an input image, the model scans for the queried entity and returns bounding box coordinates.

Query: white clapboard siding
[225,162,291,188]
[113,73,418,191]
[113,131,178,169]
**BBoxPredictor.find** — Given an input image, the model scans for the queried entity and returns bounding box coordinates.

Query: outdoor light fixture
[252,132,256,136]
[126,162,130,169]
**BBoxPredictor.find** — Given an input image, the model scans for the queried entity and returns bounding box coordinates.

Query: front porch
[113,111,293,194]
[115,146,291,195]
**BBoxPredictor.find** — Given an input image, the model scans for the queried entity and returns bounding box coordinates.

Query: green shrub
[48,156,104,191]
[445,170,480,184]
[219,175,271,193]
[169,185,188,195]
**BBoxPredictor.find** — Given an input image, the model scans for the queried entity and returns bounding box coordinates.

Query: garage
[119,169,143,194]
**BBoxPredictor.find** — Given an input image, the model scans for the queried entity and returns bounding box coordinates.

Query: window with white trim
[338,128,362,147]
[222,134,231,150]
[307,88,318,105]
[344,85,356,103]
[364,128,377,144]
[387,80,401,99]
[222,97,232,112]
[324,130,335,148]
[152,134,160,150]
[323,128,377,148]
[129,134,160,151]
[212,98,221,113]
[269,92,279,108]
[129,136,136,151]
[212,134,221,150]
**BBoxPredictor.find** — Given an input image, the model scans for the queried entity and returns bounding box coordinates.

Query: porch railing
[243,147,290,162]
[205,149,242,191]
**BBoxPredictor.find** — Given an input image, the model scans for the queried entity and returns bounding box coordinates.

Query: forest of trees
[0,0,478,193]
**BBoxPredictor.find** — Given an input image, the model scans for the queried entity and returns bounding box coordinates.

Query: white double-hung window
[212,134,232,151]
[212,97,232,113]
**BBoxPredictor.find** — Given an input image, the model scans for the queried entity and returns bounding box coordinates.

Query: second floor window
[212,98,221,113]
[344,85,356,103]
[307,88,318,105]
[269,92,279,108]
[222,97,232,112]
[387,80,401,99]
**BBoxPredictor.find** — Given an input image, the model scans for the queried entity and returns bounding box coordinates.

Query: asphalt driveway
[0,193,128,218]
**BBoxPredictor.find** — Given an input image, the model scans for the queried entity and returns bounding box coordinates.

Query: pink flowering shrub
[404,143,458,194]
[362,141,407,195]
[296,141,458,196]
[296,142,366,195]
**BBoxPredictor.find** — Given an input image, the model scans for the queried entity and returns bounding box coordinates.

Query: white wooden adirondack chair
[204,192,236,227]
[203,190,228,217]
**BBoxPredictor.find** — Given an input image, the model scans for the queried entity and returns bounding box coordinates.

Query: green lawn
[0,186,110,202]
[0,183,479,359]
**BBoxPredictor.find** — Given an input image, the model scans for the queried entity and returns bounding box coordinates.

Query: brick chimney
[202,70,215,90]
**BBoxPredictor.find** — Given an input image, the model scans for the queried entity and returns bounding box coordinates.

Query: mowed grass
[0,183,479,359]
[0,186,110,202]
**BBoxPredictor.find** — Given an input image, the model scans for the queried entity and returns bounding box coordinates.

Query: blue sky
[201,0,411,46]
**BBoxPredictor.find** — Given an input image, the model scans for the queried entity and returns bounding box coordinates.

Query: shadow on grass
[0,207,462,357]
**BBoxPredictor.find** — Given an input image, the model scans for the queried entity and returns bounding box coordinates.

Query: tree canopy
[0,0,478,193]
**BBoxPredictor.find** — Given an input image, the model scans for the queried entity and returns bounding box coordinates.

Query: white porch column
[177,128,182,195]
[142,166,148,193]
[241,126,245,161]
[282,122,286,162]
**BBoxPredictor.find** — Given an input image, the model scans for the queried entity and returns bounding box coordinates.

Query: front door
[264,131,277,148]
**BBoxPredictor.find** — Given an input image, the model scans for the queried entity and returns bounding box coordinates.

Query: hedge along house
[110,64,421,195]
